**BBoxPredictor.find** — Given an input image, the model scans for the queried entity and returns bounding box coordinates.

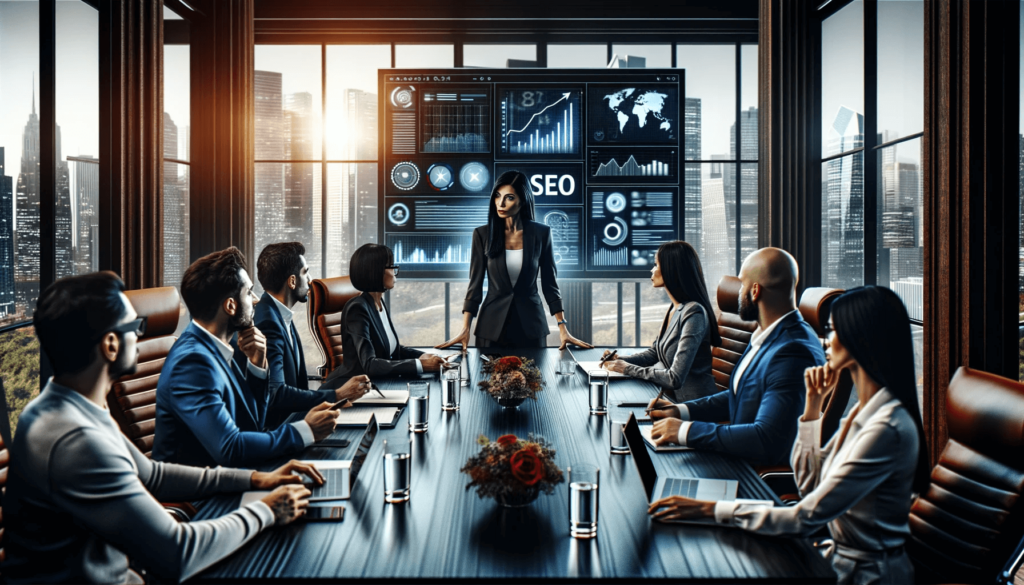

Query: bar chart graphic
[387,234,474,267]
[501,89,582,156]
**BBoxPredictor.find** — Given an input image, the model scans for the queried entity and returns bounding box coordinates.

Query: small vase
[497,490,539,508]
[496,395,526,409]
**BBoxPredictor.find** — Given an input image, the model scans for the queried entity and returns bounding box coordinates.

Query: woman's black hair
[656,241,721,347]
[485,170,535,258]
[349,243,394,293]
[831,285,930,493]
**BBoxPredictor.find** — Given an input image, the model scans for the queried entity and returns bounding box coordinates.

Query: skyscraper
[254,70,286,275]
[822,105,865,289]
[15,90,41,316]
[283,92,319,276]
[729,107,758,264]
[701,160,729,304]
[684,97,702,259]
[0,148,15,318]
[55,148,73,280]
[163,112,189,287]
[73,156,99,276]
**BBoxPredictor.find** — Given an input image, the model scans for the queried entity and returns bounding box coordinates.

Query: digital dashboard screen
[380,69,683,279]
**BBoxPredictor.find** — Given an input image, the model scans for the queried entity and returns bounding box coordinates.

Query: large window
[163,6,189,289]
[821,0,924,393]
[255,41,759,356]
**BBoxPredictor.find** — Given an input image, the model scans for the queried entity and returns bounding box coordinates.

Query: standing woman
[437,171,592,350]
[601,241,720,402]
[646,286,929,584]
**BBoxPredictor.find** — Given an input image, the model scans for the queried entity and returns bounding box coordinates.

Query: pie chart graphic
[459,162,490,192]
[390,162,421,191]
[605,192,627,214]
[427,163,455,191]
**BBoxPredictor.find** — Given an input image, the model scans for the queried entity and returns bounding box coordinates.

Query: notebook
[335,406,400,427]
[353,389,409,407]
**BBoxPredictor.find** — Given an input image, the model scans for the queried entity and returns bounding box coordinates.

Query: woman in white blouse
[647,286,930,585]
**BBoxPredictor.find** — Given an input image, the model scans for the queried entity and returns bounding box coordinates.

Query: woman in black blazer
[322,244,446,389]
[437,171,591,350]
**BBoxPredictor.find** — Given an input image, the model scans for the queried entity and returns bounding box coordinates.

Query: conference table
[193,348,836,583]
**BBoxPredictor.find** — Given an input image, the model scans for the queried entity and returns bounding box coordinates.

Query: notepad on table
[335,406,400,427]
[574,361,628,378]
[355,389,409,406]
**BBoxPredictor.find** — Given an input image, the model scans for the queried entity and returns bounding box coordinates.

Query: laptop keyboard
[310,469,348,499]
[660,478,699,499]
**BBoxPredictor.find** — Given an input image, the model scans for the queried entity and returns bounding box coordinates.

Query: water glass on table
[383,438,412,504]
[441,365,461,411]
[408,381,429,433]
[568,463,600,539]
[587,370,609,415]
[557,356,575,376]
[608,405,630,455]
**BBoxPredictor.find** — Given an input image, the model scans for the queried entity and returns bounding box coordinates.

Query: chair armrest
[162,501,197,523]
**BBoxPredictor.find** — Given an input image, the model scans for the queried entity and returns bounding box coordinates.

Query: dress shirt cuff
[713,500,738,525]
[246,500,277,529]
[798,416,822,446]
[415,360,423,375]
[675,404,690,420]
[291,421,315,447]
[247,360,268,380]
[676,420,692,446]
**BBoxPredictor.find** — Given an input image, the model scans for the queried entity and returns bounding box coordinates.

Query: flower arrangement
[478,356,544,402]
[461,433,565,506]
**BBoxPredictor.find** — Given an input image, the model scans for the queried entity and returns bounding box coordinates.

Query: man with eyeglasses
[152,247,342,468]
[3,271,324,583]
[255,242,372,430]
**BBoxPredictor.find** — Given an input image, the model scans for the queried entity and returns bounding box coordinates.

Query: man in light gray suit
[3,272,326,584]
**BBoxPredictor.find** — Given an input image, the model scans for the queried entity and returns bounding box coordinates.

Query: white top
[378,301,399,355]
[674,309,798,445]
[267,293,295,347]
[506,249,524,287]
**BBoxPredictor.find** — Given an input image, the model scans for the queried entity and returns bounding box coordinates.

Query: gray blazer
[621,301,718,402]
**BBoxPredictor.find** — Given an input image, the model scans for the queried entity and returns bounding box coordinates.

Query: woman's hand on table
[436,328,470,350]
[602,359,629,374]
[251,460,325,489]
[558,328,593,350]
[648,495,715,522]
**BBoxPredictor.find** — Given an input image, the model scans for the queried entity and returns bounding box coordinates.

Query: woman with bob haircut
[600,241,720,402]
[437,170,591,350]
[646,286,929,585]
[322,243,446,389]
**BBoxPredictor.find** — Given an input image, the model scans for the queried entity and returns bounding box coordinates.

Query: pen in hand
[644,388,666,414]
[599,350,618,364]
[371,383,386,399]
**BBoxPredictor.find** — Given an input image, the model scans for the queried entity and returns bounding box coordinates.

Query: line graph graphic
[421,90,490,153]
[588,148,678,184]
[500,89,581,156]
[387,234,474,267]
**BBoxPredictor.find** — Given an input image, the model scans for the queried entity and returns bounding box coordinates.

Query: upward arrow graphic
[505,92,573,137]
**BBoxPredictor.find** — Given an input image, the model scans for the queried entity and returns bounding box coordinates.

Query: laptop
[623,413,738,522]
[304,415,379,501]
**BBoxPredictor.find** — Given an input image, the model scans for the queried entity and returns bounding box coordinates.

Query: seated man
[153,247,340,468]
[3,272,320,584]
[648,247,825,467]
[255,242,370,430]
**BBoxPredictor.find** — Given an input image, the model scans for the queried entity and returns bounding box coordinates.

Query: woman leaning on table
[437,170,592,350]
[647,286,928,585]
[600,240,720,403]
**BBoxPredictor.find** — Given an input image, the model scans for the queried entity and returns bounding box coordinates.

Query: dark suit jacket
[152,322,306,468]
[321,292,424,389]
[681,311,826,466]
[463,220,564,342]
[254,292,334,430]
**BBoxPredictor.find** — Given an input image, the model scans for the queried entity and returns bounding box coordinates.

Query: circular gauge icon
[606,192,627,214]
[601,217,629,247]
[390,162,420,191]
[459,162,490,192]
[427,163,455,191]
[388,203,410,226]
[390,86,416,109]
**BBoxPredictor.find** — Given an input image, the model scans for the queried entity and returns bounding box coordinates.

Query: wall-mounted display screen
[380,69,683,279]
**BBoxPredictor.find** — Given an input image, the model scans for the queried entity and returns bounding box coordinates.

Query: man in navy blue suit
[648,247,825,467]
[255,242,370,430]
[153,247,343,468]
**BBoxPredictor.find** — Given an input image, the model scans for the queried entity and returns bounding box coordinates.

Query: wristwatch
[557,319,568,326]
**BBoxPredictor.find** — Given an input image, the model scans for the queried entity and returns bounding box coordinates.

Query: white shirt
[375,300,423,374]
[266,293,295,347]
[674,309,798,445]
[192,320,314,446]
[506,249,523,287]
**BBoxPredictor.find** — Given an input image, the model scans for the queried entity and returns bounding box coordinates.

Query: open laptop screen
[624,413,658,502]
[349,414,379,486]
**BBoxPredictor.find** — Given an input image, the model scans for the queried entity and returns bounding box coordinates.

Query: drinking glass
[568,463,599,539]
[408,381,429,433]
[608,405,630,454]
[587,370,609,415]
[383,438,412,504]
[557,357,576,376]
[441,365,461,411]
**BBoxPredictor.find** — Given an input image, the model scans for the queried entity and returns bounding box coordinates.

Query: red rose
[497,356,523,369]
[509,448,545,486]
[496,434,518,448]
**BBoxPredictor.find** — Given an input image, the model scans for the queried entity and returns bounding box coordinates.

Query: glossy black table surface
[193,348,835,583]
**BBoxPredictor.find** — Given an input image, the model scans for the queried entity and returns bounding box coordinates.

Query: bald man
[648,248,825,466]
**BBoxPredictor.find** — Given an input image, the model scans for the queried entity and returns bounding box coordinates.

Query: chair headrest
[948,366,1024,469]
[716,276,742,314]
[798,287,844,338]
[125,287,181,339]
[310,276,360,316]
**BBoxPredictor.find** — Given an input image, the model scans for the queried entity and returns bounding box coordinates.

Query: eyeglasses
[822,321,833,336]
[108,316,147,338]
[386,265,400,276]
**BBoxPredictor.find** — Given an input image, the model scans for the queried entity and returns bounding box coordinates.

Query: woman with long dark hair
[601,241,720,402]
[436,171,591,350]
[647,286,928,585]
